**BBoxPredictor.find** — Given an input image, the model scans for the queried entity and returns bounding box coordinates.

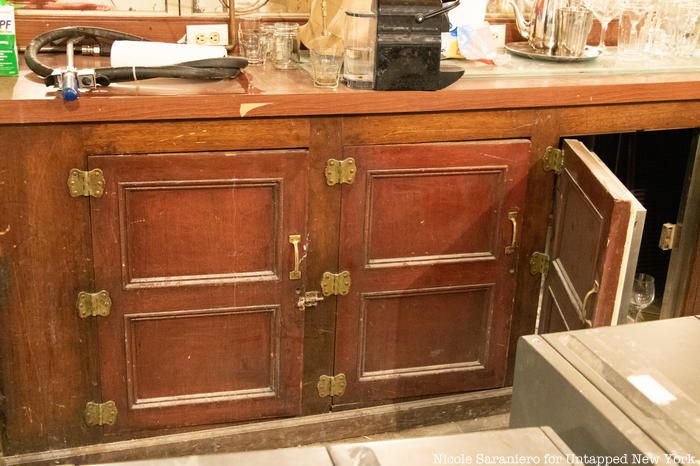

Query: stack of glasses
[582,0,700,58]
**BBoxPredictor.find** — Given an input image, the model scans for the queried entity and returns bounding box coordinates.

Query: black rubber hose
[25,26,248,87]
[97,58,248,85]
[25,26,145,78]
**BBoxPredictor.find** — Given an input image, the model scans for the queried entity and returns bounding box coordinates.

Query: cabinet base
[1,388,511,466]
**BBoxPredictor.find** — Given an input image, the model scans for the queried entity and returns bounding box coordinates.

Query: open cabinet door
[539,139,646,333]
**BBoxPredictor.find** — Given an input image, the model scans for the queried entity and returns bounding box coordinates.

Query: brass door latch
[297,271,351,311]
[297,290,324,311]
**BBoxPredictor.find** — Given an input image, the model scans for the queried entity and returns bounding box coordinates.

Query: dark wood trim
[302,117,343,415]
[0,388,511,466]
[506,109,561,385]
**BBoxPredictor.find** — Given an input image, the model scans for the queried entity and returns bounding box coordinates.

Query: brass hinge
[84,401,117,427]
[77,290,112,318]
[317,373,347,398]
[321,271,351,296]
[325,158,357,186]
[658,223,677,251]
[529,252,550,275]
[67,168,106,198]
[297,290,325,311]
[542,147,565,174]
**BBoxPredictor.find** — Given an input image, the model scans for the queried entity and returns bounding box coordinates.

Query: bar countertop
[2,53,700,125]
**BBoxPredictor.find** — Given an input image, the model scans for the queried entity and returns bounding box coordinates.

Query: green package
[0,3,18,77]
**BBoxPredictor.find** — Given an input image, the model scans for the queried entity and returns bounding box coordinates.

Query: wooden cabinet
[1,99,699,461]
[89,150,309,431]
[333,141,529,405]
[83,139,530,429]
[539,139,646,332]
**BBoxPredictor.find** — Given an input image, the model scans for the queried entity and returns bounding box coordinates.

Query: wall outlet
[489,24,507,48]
[186,24,229,46]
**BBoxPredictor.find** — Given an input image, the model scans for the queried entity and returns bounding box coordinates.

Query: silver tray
[505,42,601,62]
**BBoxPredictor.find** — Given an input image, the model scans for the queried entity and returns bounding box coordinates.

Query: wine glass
[631,273,655,322]
[584,0,625,53]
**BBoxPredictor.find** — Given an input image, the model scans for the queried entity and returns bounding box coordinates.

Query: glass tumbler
[260,23,276,60]
[310,48,343,88]
[343,10,377,89]
[272,22,299,70]
[238,15,265,64]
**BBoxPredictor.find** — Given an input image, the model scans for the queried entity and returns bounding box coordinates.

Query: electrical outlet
[186,24,229,46]
[489,24,506,48]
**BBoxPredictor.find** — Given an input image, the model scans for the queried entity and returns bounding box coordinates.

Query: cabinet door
[538,139,646,333]
[333,141,530,405]
[88,150,308,432]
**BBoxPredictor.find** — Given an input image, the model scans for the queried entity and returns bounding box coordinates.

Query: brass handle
[289,234,301,280]
[505,211,518,255]
[579,281,599,327]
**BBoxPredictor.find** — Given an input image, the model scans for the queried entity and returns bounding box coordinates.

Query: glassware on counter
[617,0,654,59]
[272,22,299,69]
[309,48,343,88]
[583,0,623,53]
[673,1,700,57]
[343,10,376,89]
[238,15,265,64]
[260,23,276,60]
[646,0,700,58]
[555,6,594,57]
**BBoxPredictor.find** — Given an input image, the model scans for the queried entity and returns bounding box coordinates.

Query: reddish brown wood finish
[301,117,343,415]
[0,125,99,453]
[333,141,530,405]
[88,150,309,432]
[539,139,639,332]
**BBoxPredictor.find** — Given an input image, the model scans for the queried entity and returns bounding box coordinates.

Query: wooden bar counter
[1,56,700,465]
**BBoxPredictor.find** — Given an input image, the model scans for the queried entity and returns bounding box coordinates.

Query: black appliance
[374,0,463,90]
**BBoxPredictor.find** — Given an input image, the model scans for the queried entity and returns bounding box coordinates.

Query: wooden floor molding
[1,388,511,466]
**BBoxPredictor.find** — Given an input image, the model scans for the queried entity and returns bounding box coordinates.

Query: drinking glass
[648,0,685,57]
[630,273,655,322]
[583,0,624,53]
[618,0,654,59]
[271,22,299,70]
[309,48,343,88]
[674,1,700,57]
[238,15,265,64]
[343,10,376,89]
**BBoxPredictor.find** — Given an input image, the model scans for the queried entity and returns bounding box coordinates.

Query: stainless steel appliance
[510,316,700,463]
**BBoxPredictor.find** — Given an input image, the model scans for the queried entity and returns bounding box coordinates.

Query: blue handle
[62,72,79,101]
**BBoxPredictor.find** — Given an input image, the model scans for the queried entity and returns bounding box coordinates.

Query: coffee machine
[374,0,463,90]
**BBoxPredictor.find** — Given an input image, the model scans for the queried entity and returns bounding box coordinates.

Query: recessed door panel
[365,169,502,265]
[359,285,493,378]
[122,181,278,287]
[126,306,277,407]
[89,150,308,432]
[539,139,646,332]
[334,141,530,404]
